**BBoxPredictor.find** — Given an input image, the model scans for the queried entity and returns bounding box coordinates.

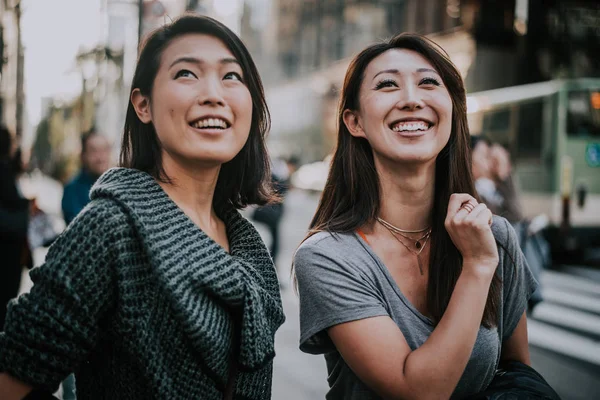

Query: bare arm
[328,194,499,399]
[329,266,493,399]
[500,312,530,365]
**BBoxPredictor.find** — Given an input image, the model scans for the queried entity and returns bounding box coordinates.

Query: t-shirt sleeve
[294,234,389,355]
[498,217,539,341]
[0,200,119,392]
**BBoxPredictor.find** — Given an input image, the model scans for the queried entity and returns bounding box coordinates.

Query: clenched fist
[444,194,499,279]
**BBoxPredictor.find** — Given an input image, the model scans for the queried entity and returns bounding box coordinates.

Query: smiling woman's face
[345,48,453,165]
[134,33,253,168]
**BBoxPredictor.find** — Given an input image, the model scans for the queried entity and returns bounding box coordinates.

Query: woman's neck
[375,158,436,232]
[158,153,222,231]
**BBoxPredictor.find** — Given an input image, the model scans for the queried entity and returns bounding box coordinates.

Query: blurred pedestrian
[0,126,30,330]
[293,34,547,399]
[0,14,284,400]
[470,136,504,214]
[476,141,546,311]
[252,156,299,271]
[61,130,111,225]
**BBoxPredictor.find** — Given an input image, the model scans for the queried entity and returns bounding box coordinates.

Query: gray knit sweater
[0,168,285,399]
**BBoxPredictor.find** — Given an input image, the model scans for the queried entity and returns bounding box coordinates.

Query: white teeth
[192,118,228,129]
[392,121,429,132]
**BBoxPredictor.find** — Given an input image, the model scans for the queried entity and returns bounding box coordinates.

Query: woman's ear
[342,109,365,138]
[131,89,152,124]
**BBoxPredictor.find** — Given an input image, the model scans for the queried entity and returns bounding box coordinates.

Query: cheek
[441,94,453,120]
[232,90,253,125]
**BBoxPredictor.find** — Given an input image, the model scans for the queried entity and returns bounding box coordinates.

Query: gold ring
[460,202,475,213]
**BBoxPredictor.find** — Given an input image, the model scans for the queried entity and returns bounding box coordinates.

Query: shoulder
[295,231,358,260]
[44,198,132,271]
[490,215,524,283]
[63,171,87,192]
[64,197,129,239]
[294,230,371,282]
[63,175,79,191]
[491,215,519,257]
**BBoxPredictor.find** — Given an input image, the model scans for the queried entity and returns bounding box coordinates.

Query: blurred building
[0,0,24,140]
[235,0,600,162]
[239,0,470,161]
[244,0,461,85]
[29,0,600,177]
[464,0,600,92]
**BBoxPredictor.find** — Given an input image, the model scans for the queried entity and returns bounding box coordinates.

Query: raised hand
[444,193,498,279]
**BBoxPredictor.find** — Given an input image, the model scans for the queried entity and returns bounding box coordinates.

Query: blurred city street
[4,1,600,399]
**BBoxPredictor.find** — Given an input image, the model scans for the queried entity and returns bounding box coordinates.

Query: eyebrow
[372,67,439,80]
[169,56,241,69]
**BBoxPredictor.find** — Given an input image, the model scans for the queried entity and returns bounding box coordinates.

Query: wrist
[461,259,497,281]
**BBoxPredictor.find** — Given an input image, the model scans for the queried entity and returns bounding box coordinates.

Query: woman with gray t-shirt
[293,33,539,399]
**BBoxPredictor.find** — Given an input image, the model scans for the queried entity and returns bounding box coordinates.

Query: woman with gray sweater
[0,14,284,400]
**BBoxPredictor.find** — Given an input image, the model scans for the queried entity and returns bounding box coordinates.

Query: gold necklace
[392,229,431,250]
[378,220,431,275]
[377,217,430,234]
[376,217,431,249]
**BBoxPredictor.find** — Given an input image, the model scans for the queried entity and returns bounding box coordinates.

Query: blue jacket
[61,170,97,225]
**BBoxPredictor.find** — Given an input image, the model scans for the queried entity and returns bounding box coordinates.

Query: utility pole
[335,0,344,60]
[314,0,322,69]
[15,0,24,141]
[137,0,144,47]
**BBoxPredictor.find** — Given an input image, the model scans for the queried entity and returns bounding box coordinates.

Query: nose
[396,85,424,111]
[198,78,225,107]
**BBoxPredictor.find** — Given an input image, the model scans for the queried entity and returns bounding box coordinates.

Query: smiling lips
[190,117,231,130]
[390,119,432,132]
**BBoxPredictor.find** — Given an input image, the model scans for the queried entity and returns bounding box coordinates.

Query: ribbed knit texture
[0,167,285,399]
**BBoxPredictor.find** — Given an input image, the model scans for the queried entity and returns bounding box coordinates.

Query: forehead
[365,48,438,78]
[86,135,109,148]
[160,33,236,64]
[473,141,490,154]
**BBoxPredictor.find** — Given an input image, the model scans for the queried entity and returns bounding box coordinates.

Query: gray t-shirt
[294,216,537,400]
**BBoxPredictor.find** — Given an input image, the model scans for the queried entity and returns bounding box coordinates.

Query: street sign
[585,143,600,168]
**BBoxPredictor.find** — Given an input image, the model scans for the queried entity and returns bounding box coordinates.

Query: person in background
[470,136,504,214]
[0,126,30,329]
[61,130,111,225]
[471,137,544,311]
[488,143,524,223]
[252,155,299,273]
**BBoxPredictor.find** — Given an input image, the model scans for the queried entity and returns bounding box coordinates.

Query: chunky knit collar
[91,167,285,386]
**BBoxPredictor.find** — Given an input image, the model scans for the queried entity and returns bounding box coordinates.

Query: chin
[189,150,242,166]
[386,145,441,164]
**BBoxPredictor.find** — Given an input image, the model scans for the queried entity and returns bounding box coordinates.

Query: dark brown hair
[120,14,273,209]
[306,33,501,328]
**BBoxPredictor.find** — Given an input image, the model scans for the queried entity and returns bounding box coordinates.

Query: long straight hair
[305,34,501,328]
[120,14,274,209]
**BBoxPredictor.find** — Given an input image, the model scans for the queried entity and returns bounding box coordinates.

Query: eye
[175,69,196,79]
[420,77,441,86]
[374,79,398,90]
[224,71,244,82]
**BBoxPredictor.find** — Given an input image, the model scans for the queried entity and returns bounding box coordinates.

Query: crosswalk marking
[541,270,600,297]
[527,319,600,366]
[532,303,600,338]
[542,287,600,315]
[527,268,600,366]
